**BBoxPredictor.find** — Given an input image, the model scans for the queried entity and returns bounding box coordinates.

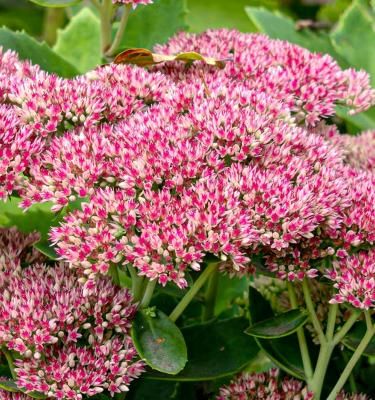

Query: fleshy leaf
[245,309,308,339]
[0,380,47,399]
[131,309,187,375]
[147,317,259,381]
[116,0,187,50]
[0,380,19,393]
[29,0,82,7]
[248,286,305,379]
[342,322,375,357]
[114,48,228,68]
[331,0,375,85]
[245,6,348,67]
[54,7,101,73]
[0,27,79,77]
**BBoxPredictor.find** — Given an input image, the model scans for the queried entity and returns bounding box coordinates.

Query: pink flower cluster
[216,368,313,400]
[0,227,42,287]
[0,249,144,399]
[326,250,375,309]
[1,29,375,307]
[113,0,153,6]
[0,390,32,400]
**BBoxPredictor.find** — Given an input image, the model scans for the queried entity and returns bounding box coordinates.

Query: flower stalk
[169,262,218,322]
[106,4,132,56]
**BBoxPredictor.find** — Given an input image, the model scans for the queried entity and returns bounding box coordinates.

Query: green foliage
[0,380,18,393]
[116,0,187,51]
[214,275,248,317]
[149,317,259,381]
[187,0,257,33]
[245,6,347,65]
[29,0,82,6]
[246,309,308,339]
[131,309,188,374]
[0,1,43,36]
[0,27,78,77]
[342,322,375,357]
[54,7,101,73]
[0,197,58,239]
[248,286,306,379]
[331,0,375,86]
[128,379,181,400]
[0,379,47,399]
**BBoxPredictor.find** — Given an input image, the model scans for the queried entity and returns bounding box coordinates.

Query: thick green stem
[139,279,157,308]
[100,0,113,54]
[302,279,326,344]
[341,350,358,394]
[326,303,338,341]
[327,311,374,400]
[106,4,132,56]
[332,309,361,346]
[287,282,313,382]
[2,348,16,379]
[128,265,144,302]
[108,264,120,286]
[169,262,218,323]
[202,268,219,321]
[310,341,335,400]
[42,8,65,45]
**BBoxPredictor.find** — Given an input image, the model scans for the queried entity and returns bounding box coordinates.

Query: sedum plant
[0,0,374,399]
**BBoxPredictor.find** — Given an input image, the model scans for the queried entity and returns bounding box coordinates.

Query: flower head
[0,263,144,398]
[0,228,41,287]
[326,249,375,309]
[217,368,313,400]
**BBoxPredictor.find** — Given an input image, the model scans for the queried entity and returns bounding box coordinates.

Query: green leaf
[246,309,308,339]
[0,380,47,399]
[128,379,180,400]
[147,317,259,381]
[33,239,59,260]
[331,0,375,85]
[248,286,305,379]
[131,309,187,375]
[245,7,348,67]
[117,0,187,51]
[0,380,19,393]
[0,197,58,239]
[214,275,249,317]
[0,27,79,77]
[336,106,375,132]
[342,322,375,357]
[187,0,257,33]
[54,7,101,73]
[29,0,82,7]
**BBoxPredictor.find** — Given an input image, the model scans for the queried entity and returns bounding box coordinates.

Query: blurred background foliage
[0,0,367,41]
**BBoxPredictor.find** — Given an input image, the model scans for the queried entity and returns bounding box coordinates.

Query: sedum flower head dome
[0,262,144,399]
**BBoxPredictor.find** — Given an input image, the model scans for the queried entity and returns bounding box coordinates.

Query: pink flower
[217,368,313,400]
